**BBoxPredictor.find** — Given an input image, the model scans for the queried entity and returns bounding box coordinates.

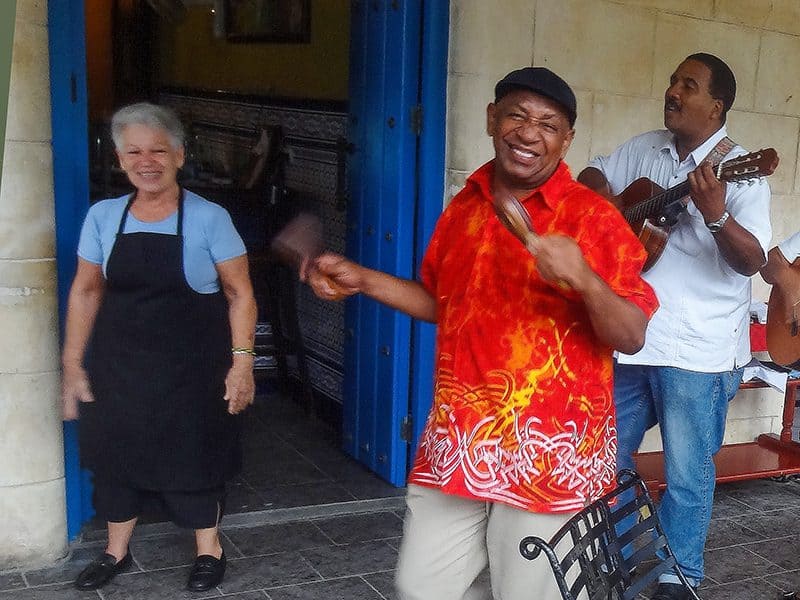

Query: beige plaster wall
[446,0,800,449]
[0,0,67,568]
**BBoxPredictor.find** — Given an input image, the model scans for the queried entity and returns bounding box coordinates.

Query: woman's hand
[60,259,105,421]
[224,356,255,415]
[61,365,95,420]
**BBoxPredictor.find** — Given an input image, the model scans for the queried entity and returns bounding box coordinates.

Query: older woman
[61,102,256,592]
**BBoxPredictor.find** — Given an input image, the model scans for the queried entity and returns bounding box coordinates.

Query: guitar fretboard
[618,147,776,227]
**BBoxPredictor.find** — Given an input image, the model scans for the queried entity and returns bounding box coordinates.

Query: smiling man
[578,53,772,600]
[303,67,658,600]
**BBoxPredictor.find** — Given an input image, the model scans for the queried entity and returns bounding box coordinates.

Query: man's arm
[761,246,793,285]
[531,235,648,354]
[762,232,800,284]
[689,161,766,276]
[581,273,649,354]
[577,167,611,197]
[760,245,800,325]
[306,253,437,323]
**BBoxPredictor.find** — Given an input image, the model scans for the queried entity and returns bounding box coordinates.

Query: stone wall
[0,0,67,568]
[446,0,800,450]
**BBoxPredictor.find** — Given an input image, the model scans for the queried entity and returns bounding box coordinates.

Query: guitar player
[577,53,772,600]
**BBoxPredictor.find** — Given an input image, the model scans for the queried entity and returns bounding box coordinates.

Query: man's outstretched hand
[304,253,361,301]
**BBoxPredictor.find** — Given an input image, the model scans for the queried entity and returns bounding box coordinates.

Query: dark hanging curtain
[112,0,158,106]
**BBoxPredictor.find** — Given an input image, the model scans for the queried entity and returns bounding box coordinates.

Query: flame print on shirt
[409,345,618,513]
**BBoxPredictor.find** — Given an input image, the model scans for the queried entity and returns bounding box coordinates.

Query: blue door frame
[345,0,448,484]
[52,0,449,537]
[48,1,93,539]
[412,2,449,454]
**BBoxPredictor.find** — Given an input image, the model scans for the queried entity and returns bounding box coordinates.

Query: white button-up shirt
[588,127,772,372]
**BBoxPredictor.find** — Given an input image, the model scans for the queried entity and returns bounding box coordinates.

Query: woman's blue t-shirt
[77,190,246,293]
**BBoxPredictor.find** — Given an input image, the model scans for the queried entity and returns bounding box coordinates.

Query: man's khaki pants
[395,484,574,600]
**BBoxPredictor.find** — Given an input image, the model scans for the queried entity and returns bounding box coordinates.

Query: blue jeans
[614,363,743,587]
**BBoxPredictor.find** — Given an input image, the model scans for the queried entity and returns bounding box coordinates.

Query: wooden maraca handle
[493,194,540,251]
[493,194,570,291]
[270,213,351,301]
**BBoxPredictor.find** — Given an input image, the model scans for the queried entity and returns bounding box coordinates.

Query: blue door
[48,0,93,539]
[344,1,448,484]
[52,0,449,536]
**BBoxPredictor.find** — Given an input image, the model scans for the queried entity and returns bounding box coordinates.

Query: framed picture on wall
[224,0,311,43]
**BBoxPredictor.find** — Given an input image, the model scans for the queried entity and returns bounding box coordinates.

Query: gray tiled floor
[228,388,407,516]
[6,390,800,598]
[0,510,404,599]
[7,478,800,598]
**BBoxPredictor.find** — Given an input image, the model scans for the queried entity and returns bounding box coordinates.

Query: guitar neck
[623,181,690,224]
[619,147,778,226]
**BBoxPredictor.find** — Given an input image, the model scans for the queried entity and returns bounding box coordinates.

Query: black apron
[81,191,242,491]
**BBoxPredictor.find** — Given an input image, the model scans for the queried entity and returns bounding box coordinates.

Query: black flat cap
[494,67,577,127]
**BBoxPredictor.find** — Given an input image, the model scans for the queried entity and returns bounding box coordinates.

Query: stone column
[0,1,67,568]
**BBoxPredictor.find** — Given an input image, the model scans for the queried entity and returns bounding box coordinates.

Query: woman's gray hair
[110,102,186,150]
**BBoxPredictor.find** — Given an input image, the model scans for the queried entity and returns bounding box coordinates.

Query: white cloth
[741,357,788,393]
[588,127,772,371]
[778,231,800,262]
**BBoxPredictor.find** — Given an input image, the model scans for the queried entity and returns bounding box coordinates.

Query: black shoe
[651,582,698,600]
[74,551,132,590]
[186,552,226,592]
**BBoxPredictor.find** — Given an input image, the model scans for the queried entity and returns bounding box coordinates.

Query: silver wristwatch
[705,210,730,233]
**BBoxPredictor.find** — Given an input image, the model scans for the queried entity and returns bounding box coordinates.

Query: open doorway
[54,0,448,537]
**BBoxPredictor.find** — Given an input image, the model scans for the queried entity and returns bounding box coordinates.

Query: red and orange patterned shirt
[408,160,658,513]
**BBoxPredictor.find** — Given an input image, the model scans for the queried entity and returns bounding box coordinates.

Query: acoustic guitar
[766,262,800,366]
[614,148,779,271]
